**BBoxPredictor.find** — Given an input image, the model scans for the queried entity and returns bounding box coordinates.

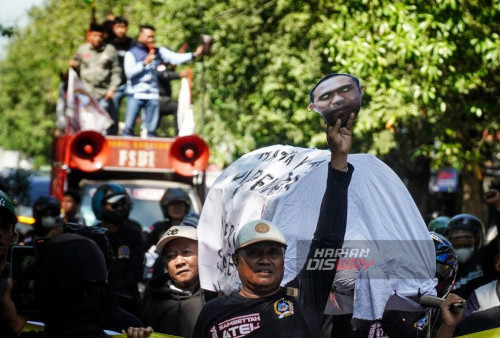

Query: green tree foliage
[0,24,16,37]
[0,0,499,216]
[310,0,500,216]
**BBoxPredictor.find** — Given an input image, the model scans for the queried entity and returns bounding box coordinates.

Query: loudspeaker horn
[67,130,109,172]
[170,135,209,176]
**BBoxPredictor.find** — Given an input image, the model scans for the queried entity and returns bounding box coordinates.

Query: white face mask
[41,216,57,228]
[455,247,474,264]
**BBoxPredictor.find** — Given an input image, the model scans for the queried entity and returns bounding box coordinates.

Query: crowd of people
[63,16,210,137]
[1,73,499,337]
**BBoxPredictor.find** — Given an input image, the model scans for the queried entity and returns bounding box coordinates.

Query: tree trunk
[461,165,484,220]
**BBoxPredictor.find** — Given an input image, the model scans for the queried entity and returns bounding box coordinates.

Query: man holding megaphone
[123,24,209,138]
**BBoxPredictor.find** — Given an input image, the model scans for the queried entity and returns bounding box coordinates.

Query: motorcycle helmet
[91,183,132,222]
[427,216,450,235]
[445,214,485,249]
[180,213,199,228]
[33,196,61,223]
[430,231,458,298]
[159,188,190,218]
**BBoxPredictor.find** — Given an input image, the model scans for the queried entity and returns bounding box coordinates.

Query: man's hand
[143,50,156,65]
[69,59,79,68]
[328,113,354,171]
[436,293,465,338]
[123,326,154,338]
[484,189,500,211]
[104,90,115,100]
[193,45,204,58]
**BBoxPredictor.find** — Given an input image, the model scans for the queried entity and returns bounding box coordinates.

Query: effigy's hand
[327,113,354,171]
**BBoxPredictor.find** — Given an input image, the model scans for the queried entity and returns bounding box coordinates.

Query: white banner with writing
[198,145,436,320]
[67,68,113,134]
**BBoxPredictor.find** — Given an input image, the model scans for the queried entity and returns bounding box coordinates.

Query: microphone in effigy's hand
[200,34,213,55]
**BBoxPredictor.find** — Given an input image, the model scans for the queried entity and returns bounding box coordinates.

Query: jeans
[111,83,127,113]
[122,95,159,137]
[98,98,118,135]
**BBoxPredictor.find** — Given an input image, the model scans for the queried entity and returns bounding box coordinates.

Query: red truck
[50,131,209,228]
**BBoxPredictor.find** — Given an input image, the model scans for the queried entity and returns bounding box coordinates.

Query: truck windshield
[79,183,200,230]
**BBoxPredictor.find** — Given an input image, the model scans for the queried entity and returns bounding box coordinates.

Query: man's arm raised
[327,113,354,171]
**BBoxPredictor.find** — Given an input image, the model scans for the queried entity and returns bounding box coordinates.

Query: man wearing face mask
[446,214,487,299]
[91,183,146,316]
[20,196,62,245]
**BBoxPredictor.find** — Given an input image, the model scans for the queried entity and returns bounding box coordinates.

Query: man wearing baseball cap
[141,217,215,337]
[0,190,26,336]
[193,112,354,337]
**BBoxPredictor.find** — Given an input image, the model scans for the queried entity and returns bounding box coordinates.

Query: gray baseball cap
[235,219,287,251]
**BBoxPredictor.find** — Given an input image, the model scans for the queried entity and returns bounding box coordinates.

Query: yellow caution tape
[455,327,500,338]
[23,321,182,337]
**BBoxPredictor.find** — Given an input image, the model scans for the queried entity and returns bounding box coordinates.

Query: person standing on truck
[156,62,189,135]
[108,17,135,115]
[91,183,145,316]
[70,23,122,135]
[122,24,205,137]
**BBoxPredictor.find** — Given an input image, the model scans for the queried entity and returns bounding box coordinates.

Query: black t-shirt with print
[194,289,312,338]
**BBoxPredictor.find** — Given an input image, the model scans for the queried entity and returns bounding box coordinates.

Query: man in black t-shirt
[193,77,355,337]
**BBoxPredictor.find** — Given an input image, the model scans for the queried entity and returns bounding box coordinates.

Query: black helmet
[160,188,190,218]
[33,196,60,222]
[91,183,132,222]
[446,213,485,248]
[430,232,458,298]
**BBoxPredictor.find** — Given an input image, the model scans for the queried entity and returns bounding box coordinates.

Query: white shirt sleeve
[124,51,145,79]
[158,47,194,65]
